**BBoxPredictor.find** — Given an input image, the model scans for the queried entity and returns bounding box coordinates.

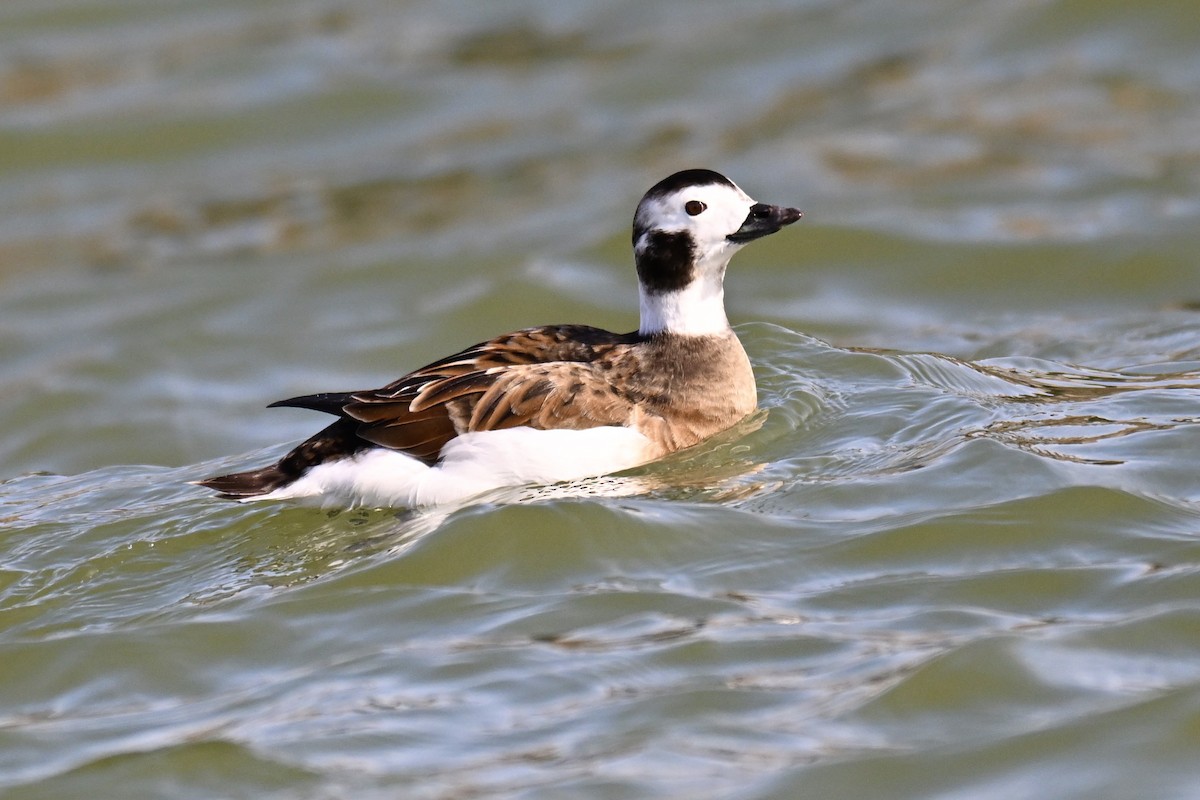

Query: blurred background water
[2,1,1200,797]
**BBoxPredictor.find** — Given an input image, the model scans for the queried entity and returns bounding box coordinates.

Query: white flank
[255,425,656,508]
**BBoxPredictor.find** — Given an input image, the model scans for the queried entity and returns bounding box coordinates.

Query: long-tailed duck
[198,169,801,507]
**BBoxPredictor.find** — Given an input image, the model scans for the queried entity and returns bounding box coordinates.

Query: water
[3,0,1200,797]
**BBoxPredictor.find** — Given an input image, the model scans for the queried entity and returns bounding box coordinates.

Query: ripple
[3,0,1200,797]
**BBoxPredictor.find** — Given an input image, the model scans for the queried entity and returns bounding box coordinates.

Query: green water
[3,1,1200,797]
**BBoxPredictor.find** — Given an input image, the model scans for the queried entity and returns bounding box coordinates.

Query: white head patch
[631,172,758,336]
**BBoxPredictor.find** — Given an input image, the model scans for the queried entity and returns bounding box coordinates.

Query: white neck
[639,279,730,336]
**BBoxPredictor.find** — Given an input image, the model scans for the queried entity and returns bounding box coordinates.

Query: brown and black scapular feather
[198,325,649,497]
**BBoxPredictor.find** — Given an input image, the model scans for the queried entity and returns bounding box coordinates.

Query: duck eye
[684,200,706,216]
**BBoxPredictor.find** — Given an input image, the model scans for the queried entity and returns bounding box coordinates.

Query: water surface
[3,1,1200,798]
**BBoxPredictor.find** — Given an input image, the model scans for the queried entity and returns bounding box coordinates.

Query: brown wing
[274,325,644,466]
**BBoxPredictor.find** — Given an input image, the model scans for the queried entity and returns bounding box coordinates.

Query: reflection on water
[3,0,1200,798]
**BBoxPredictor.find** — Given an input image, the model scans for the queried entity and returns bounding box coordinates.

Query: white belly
[256,425,657,508]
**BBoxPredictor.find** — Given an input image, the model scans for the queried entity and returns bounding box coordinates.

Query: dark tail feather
[268,392,355,415]
[194,465,293,499]
[197,418,367,500]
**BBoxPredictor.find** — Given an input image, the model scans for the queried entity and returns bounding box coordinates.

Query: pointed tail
[194,465,292,499]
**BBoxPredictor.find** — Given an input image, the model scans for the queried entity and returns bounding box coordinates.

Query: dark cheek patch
[636,231,696,294]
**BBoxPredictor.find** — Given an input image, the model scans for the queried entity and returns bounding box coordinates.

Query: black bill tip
[727,203,803,244]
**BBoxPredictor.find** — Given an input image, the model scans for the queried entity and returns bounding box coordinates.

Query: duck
[197,169,801,507]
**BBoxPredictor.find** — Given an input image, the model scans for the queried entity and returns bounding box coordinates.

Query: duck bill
[727,203,803,244]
